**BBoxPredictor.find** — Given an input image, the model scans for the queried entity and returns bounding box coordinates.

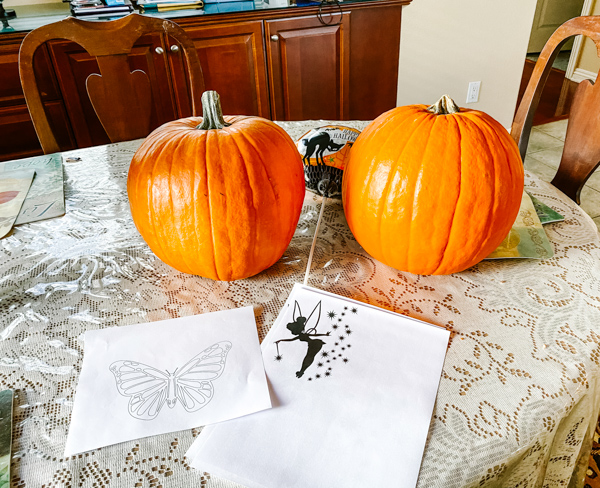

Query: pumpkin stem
[197,91,231,130]
[427,95,460,115]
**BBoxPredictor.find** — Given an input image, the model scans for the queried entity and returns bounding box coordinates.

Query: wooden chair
[19,13,205,154]
[512,16,600,205]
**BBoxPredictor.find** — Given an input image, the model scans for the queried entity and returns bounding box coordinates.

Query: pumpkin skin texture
[127,102,305,281]
[342,96,524,276]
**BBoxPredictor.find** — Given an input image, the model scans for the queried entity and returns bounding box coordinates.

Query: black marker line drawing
[109,341,232,421]
[275,301,331,378]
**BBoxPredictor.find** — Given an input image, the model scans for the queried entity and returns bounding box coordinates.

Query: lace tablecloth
[2,120,600,488]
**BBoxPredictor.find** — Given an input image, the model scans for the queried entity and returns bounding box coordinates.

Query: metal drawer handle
[170,45,180,53]
[270,35,279,42]
[155,46,164,55]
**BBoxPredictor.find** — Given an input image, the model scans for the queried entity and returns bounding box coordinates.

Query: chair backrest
[19,13,205,154]
[512,15,600,204]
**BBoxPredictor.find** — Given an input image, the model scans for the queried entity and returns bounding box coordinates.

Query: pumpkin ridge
[168,135,195,275]
[147,135,186,268]
[233,126,279,205]
[477,113,524,234]
[227,130,259,277]
[476,113,522,185]
[377,113,434,268]
[370,112,432,263]
[405,115,442,272]
[432,115,462,274]
[465,116,506,259]
[442,115,498,271]
[193,133,218,279]
[205,130,227,281]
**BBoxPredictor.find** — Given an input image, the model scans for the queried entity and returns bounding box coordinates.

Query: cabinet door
[266,14,350,121]
[48,34,177,149]
[174,21,269,118]
[0,41,74,161]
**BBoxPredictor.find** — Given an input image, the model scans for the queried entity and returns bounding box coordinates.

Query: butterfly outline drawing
[109,341,232,421]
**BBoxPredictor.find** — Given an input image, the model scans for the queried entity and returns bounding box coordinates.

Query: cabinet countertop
[0,0,409,36]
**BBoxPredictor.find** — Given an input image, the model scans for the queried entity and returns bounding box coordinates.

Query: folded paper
[65,306,271,456]
[0,169,35,239]
[0,154,65,225]
[187,285,450,488]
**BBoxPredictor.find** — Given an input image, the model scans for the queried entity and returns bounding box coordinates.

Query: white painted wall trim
[565,0,595,79]
[570,68,598,83]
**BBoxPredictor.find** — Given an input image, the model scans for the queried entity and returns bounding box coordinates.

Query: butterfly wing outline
[174,341,232,413]
[109,360,169,421]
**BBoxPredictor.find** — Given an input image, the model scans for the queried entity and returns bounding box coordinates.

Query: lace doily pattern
[1,120,599,488]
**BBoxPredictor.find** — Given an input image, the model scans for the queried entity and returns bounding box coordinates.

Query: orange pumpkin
[127,91,305,281]
[342,95,524,275]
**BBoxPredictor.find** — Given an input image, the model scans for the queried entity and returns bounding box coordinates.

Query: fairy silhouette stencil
[275,301,330,378]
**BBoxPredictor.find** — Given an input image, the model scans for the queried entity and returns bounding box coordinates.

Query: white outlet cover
[466,81,481,103]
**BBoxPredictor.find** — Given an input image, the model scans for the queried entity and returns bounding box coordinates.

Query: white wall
[397,0,538,130]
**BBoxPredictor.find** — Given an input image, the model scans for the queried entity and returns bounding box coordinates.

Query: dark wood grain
[19,13,205,154]
[266,13,350,121]
[3,1,410,160]
[174,21,270,118]
[48,35,178,148]
[348,4,402,119]
[512,15,600,204]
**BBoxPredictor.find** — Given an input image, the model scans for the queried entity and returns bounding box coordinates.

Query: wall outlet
[466,81,481,103]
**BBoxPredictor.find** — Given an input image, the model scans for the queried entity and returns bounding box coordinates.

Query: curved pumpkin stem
[197,91,231,130]
[427,95,460,115]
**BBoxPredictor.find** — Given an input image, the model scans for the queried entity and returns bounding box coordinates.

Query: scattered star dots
[275,355,283,361]
[341,347,345,350]
[343,358,349,363]
[315,374,321,379]
[347,344,352,348]
[344,306,348,310]
[346,329,352,335]
[338,318,342,322]
[332,324,339,330]
[339,336,345,341]
[341,313,345,316]
[327,311,336,319]
[332,357,337,360]
[317,362,324,368]
[321,351,329,358]
[308,377,313,381]
[328,367,332,371]
[351,307,358,314]
[327,360,330,363]
[325,371,331,377]
[335,342,339,346]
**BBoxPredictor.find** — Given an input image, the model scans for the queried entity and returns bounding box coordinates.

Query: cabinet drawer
[0,102,75,162]
[0,43,60,108]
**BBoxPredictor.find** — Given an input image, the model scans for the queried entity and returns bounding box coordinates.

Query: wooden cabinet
[0,0,409,161]
[0,40,75,159]
[179,21,270,118]
[265,14,350,120]
[48,34,178,148]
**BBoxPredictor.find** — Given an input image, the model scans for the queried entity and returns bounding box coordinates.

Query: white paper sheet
[65,306,271,456]
[187,285,450,488]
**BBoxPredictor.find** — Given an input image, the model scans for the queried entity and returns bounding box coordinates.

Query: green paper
[486,192,554,260]
[0,390,13,488]
[528,193,564,224]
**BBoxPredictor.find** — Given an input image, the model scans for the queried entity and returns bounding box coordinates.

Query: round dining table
[1,120,600,488]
